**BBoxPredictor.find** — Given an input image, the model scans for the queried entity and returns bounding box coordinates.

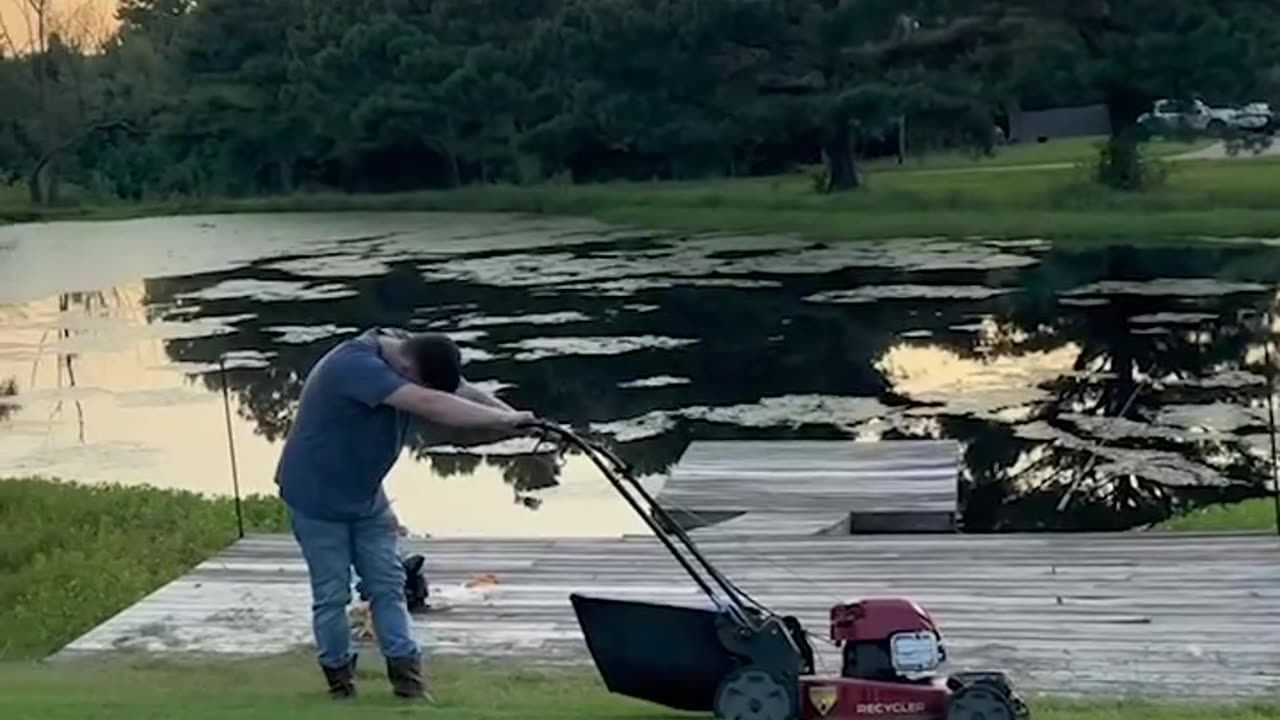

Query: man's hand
[506,410,538,429]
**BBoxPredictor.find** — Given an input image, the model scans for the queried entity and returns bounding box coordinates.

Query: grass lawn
[1155,497,1279,532]
[862,135,1208,172]
[0,654,666,720]
[5,140,1280,241]
[0,653,1277,720]
[214,154,1280,241]
[0,181,34,222]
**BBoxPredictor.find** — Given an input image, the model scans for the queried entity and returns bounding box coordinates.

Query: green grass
[1155,498,1279,532]
[0,654,662,720]
[9,156,1280,242]
[863,135,1208,172]
[0,653,1276,720]
[5,142,1280,241]
[0,477,288,661]
[0,181,32,222]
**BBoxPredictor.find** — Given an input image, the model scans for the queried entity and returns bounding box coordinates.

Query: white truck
[1138,97,1273,136]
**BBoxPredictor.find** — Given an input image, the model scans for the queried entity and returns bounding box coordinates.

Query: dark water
[2,213,1279,535]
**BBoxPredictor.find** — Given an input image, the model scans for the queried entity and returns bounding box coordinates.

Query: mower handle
[522,419,762,628]
[524,419,629,470]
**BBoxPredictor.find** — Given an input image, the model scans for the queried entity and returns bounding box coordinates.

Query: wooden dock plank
[657,440,959,534]
[53,532,1280,699]
[687,512,850,537]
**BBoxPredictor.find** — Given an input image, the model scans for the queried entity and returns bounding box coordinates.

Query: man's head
[385,332,463,392]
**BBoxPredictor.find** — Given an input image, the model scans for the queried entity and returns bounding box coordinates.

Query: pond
[2,212,1279,536]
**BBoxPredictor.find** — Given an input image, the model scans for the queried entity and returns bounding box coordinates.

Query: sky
[1,0,117,53]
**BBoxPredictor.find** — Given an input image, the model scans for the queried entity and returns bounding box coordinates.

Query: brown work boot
[386,654,435,702]
[320,653,358,699]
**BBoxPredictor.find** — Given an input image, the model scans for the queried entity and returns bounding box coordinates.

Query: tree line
[2,0,1278,205]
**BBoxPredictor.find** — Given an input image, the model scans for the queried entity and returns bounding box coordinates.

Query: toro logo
[855,701,928,715]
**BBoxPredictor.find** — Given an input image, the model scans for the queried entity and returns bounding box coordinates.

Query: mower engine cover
[831,599,945,681]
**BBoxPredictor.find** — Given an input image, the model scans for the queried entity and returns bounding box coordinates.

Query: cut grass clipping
[1,653,1278,720]
[0,477,287,660]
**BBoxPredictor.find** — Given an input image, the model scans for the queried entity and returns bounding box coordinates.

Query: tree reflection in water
[142,240,1280,531]
[0,376,17,422]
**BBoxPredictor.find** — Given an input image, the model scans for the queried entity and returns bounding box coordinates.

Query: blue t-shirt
[276,328,412,521]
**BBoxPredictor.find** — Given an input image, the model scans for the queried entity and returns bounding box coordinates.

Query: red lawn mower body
[797,599,951,720]
[798,677,950,720]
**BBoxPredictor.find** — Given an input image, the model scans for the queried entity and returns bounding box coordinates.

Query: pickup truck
[1137,98,1273,136]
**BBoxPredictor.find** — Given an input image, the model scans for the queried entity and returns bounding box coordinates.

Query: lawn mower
[526,421,1030,720]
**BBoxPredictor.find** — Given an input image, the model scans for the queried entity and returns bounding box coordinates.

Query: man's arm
[455,379,515,411]
[383,383,532,430]
[332,345,533,430]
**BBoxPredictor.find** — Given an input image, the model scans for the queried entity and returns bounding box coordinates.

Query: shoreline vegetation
[1,476,1272,664]
[0,477,286,661]
[6,139,1280,243]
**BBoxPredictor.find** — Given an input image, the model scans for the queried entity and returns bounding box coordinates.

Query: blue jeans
[287,505,420,668]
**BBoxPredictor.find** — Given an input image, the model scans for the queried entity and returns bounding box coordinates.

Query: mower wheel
[945,683,1019,720]
[713,666,795,720]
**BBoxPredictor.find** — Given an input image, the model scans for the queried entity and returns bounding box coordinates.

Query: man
[275,327,534,701]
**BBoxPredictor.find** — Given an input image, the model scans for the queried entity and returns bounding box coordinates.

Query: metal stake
[220,356,245,539]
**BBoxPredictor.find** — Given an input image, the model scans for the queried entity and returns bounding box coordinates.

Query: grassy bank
[0,477,287,660]
[0,653,1277,720]
[1155,498,1279,532]
[5,142,1280,242]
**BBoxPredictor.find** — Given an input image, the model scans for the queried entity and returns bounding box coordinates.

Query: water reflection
[0,376,17,422]
[2,215,1279,535]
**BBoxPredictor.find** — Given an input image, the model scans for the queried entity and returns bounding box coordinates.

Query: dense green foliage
[2,0,1277,202]
[1156,498,1279,532]
[0,476,286,660]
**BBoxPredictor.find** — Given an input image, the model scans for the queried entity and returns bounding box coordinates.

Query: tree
[525,0,746,182]
[0,48,33,182]
[1,0,120,204]
[82,3,186,199]
[8,0,1277,199]
[1015,0,1280,189]
[704,0,1018,192]
[427,0,562,184]
[116,0,193,49]
[280,1,462,191]
[161,0,310,194]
